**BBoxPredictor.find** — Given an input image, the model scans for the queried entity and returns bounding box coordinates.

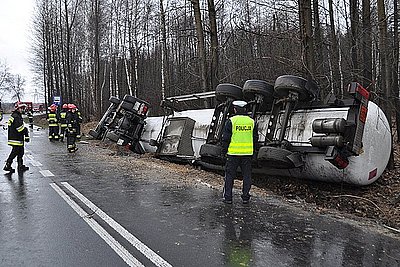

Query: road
[0,117,399,266]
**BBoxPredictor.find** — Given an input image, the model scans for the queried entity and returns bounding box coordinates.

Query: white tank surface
[142,101,391,186]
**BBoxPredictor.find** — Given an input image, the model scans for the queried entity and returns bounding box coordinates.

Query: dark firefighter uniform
[47,105,59,140]
[59,104,68,142]
[27,110,34,128]
[66,104,79,153]
[76,108,83,140]
[4,103,30,172]
[221,100,258,204]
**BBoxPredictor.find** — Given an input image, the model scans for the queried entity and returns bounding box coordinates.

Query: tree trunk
[191,0,209,108]
[377,0,394,169]
[160,0,168,99]
[362,0,373,89]
[350,0,359,80]
[298,0,315,78]
[208,0,219,92]
[328,0,341,97]
[394,0,400,143]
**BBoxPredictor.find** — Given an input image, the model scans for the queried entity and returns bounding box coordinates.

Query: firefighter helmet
[62,103,68,109]
[68,103,77,110]
[49,104,57,112]
[15,102,27,109]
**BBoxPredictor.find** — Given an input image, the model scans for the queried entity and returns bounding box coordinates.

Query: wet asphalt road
[0,119,400,267]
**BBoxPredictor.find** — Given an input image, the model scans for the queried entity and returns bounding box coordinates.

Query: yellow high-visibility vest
[227,115,254,156]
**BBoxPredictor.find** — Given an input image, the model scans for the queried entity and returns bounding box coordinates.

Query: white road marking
[30,160,43,167]
[39,170,54,177]
[50,183,144,267]
[62,182,173,267]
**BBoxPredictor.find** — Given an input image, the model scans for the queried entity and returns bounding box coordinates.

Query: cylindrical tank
[142,102,391,186]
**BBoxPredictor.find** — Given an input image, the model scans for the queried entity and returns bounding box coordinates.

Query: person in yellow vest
[221,100,258,204]
[47,104,59,141]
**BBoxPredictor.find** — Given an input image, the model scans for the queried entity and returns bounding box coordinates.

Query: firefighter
[65,103,79,153]
[3,102,30,172]
[221,100,258,205]
[47,104,59,141]
[59,103,68,142]
[0,99,3,122]
[27,108,34,128]
[76,106,83,140]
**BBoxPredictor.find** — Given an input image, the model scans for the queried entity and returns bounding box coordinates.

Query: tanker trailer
[141,76,391,186]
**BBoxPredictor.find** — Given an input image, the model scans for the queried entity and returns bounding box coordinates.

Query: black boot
[18,165,29,172]
[3,162,14,172]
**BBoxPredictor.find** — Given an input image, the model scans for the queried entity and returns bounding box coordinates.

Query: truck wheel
[122,95,137,104]
[257,146,294,169]
[109,96,121,105]
[120,101,134,111]
[274,75,317,102]
[199,143,225,165]
[243,80,275,111]
[106,130,120,142]
[215,84,243,102]
[89,129,100,139]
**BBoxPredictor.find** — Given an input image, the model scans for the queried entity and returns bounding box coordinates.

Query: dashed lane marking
[62,182,173,267]
[39,170,54,177]
[25,154,43,167]
[50,183,144,267]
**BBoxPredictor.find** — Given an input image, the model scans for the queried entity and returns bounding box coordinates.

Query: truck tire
[106,130,120,142]
[109,96,120,105]
[274,75,316,102]
[243,79,275,111]
[257,146,295,169]
[122,95,137,104]
[215,84,243,102]
[120,101,134,111]
[89,129,100,139]
[199,143,225,165]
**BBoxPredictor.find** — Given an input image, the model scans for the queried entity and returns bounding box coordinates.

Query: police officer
[59,104,68,142]
[65,103,79,153]
[47,104,59,141]
[221,100,258,204]
[3,102,30,172]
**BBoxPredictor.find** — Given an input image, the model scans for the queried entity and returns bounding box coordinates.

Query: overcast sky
[0,0,36,102]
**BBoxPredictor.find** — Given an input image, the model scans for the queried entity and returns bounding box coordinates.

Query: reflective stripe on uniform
[16,125,25,132]
[8,140,23,146]
[7,117,14,126]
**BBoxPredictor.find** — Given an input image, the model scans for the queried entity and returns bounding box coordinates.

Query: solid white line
[50,183,144,267]
[62,182,173,267]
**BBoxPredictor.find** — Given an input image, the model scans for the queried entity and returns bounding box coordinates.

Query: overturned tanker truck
[142,75,391,186]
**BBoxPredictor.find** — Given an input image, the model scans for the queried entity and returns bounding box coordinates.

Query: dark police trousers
[223,155,252,201]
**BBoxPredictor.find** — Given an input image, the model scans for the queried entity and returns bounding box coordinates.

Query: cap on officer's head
[232,100,247,108]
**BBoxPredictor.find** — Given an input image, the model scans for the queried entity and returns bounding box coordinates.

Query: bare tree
[298,0,315,78]
[190,0,209,107]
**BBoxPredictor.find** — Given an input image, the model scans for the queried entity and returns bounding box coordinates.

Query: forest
[29,0,400,145]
